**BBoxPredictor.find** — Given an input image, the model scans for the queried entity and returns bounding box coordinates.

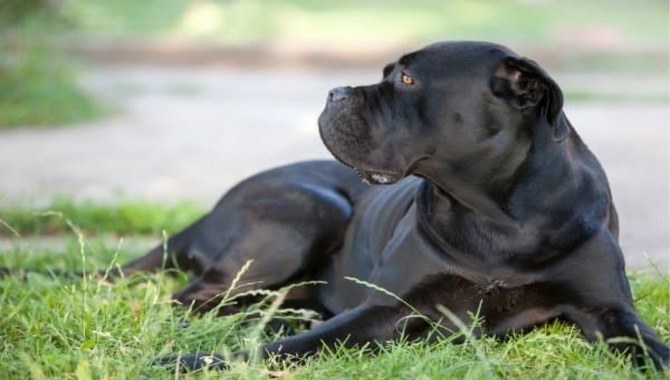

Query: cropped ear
[490,56,569,142]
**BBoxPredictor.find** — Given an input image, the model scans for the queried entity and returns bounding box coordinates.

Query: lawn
[0,198,205,237]
[0,202,668,379]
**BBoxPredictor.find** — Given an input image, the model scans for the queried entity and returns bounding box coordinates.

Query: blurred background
[0,0,668,268]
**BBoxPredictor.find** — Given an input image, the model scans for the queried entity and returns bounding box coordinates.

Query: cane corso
[46,41,670,370]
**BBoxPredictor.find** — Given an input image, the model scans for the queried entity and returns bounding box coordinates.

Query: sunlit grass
[0,197,205,237]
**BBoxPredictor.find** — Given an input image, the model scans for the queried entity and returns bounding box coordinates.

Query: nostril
[328,86,350,102]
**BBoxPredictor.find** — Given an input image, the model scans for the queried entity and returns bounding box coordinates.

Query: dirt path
[0,66,667,270]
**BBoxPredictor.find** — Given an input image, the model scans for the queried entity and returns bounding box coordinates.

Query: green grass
[0,205,668,378]
[0,198,205,237]
[0,235,667,379]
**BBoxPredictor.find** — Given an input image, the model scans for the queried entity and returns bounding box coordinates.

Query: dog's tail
[0,215,207,280]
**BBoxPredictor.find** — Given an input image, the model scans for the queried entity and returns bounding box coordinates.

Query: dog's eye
[400,73,415,85]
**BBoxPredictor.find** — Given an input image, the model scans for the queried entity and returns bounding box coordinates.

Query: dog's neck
[416,114,583,226]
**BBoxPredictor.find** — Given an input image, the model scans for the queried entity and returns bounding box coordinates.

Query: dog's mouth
[352,156,430,185]
[349,155,430,185]
[352,167,401,185]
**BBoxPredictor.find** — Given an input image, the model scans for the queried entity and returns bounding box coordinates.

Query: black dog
[59,41,670,370]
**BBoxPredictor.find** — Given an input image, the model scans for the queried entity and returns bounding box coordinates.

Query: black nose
[328,86,351,102]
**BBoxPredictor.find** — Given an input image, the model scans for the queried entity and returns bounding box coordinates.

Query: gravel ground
[0,66,667,270]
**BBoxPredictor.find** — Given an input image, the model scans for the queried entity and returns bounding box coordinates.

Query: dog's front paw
[154,352,228,372]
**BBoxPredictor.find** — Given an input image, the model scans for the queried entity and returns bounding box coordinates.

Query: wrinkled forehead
[392,41,517,77]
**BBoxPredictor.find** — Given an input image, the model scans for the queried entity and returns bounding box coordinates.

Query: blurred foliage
[0,0,102,128]
[62,0,667,46]
[0,0,52,28]
[0,0,666,127]
[0,42,102,127]
[58,0,669,73]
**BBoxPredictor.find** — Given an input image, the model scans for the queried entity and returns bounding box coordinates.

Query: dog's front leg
[163,303,404,371]
[564,306,669,370]
[553,233,669,370]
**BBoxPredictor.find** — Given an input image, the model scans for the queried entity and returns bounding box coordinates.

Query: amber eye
[400,73,415,85]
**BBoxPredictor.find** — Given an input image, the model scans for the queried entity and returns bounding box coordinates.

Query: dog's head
[318,41,567,185]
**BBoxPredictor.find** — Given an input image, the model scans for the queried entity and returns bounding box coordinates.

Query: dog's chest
[406,272,548,327]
